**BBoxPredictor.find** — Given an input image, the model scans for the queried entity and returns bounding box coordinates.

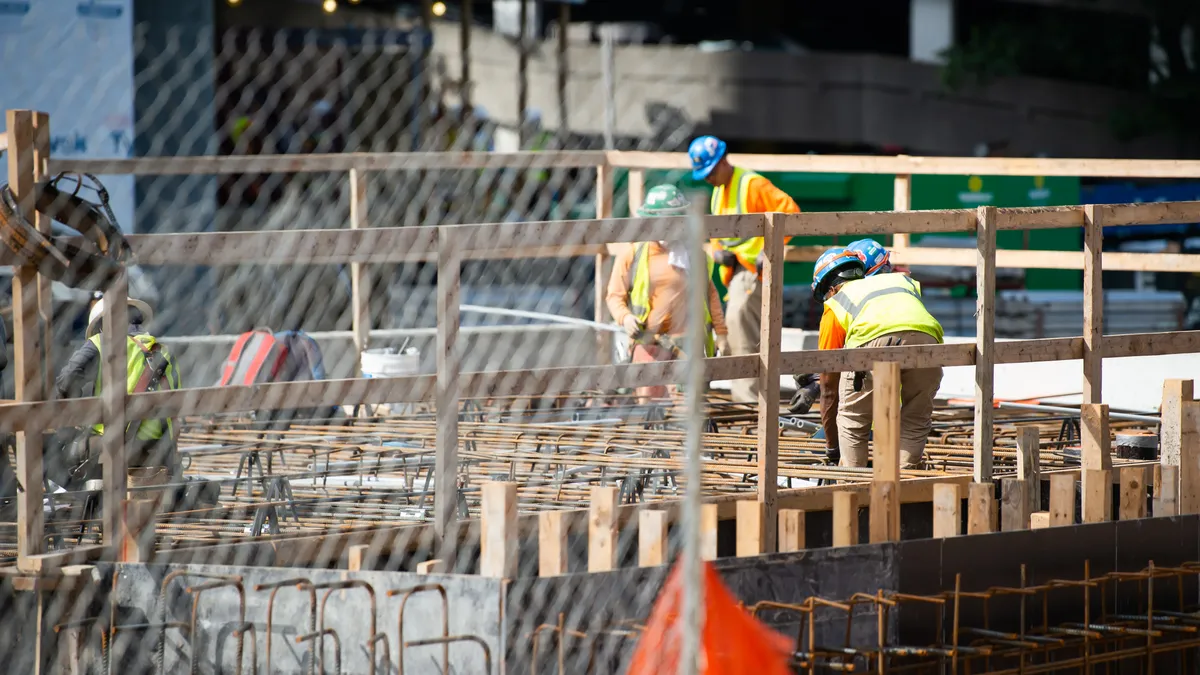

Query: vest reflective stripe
[824,274,944,349]
[709,167,764,265]
[627,243,717,356]
[89,334,180,441]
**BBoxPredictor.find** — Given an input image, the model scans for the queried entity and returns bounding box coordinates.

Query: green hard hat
[637,184,690,217]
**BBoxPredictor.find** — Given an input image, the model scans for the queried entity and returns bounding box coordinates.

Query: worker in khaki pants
[811,247,944,468]
[688,135,800,402]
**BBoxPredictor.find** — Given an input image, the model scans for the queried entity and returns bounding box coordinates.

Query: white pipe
[459,304,622,332]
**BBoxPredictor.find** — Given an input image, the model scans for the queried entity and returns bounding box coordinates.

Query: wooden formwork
[5,108,1200,576]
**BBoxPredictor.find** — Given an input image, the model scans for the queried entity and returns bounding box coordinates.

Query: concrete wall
[433,22,1186,158]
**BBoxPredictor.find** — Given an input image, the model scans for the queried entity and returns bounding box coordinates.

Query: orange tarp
[627,560,793,675]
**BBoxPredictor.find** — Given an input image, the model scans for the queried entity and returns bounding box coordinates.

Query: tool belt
[632,333,688,358]
[851,334,911,392]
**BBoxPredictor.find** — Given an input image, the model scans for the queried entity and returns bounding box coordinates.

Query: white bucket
[355,348,420,416]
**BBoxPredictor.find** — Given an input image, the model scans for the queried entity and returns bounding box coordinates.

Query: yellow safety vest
[709,166,764,267]
[89,333,181,441]
[628,242,716,357]
[824,274,944,349]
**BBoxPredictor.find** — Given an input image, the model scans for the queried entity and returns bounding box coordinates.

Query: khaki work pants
[725,269,762,403]
[837,331,943,468]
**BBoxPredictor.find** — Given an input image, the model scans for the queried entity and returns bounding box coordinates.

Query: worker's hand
[755,251,765,277]
[824,445,841,465]
[713,249,738,268]
[788,385,817,414]
[715,336,730,356]
[622,314,644,339]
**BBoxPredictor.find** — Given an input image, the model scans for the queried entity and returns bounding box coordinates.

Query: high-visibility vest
[709,166,764,270]
[89,333,181,441]
[628,242,716,357]
[824,274,944,349]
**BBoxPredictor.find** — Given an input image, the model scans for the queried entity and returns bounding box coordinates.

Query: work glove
[715,336,730,356]
[824,445,841,465]
[788,382,818,415]
[622,314,644,339]
[713,249,738,268]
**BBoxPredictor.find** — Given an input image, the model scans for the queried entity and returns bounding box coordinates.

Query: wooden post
[778,509,805,552]
[516,0,529,143]
[1080,404,1112,471]
[1119,466,1147,521]
[1082,469,1113,524]
[1049,473,1076,526]
[967,482,997,534]
[1030,512,1051,529]
[1156,464,1179,517]
[700,503,718,560]
[973,206,997,482]
[588,486,618,572]
[832,491,859,547]
[460,0,472,115]
[756,213,783,552]
[347,544,371,571]
[555,0,567,137]
[932,483,961,538]
[627,169,645,215]
[1000,479,1030,532]
[7,110,46,568]
[101,272,129,551]
[891,174,912,248]
[416,559,445,574]
[539,511,569,576]
[1082,204,1103,404]
[594,164,614,364]
[117,500,156,563]
[1160,380,1193,467]
[638,509,668,567]
[349,169,371,363]
[435,229,462,547]
[870,361,901,543]
[736,500,764,557]
[1181,401,1200,515]
[1016,426,1041,512]
[480,482,518,578]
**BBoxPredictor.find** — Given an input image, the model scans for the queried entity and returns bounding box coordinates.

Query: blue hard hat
[688,135,727,180]
[848,238,892,276]
[812,247,866,300]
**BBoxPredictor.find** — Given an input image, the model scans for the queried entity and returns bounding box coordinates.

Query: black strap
[124,343,172,447]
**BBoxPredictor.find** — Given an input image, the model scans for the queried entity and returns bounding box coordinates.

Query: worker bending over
[812,245,943,468]
[688,135,800,403]
[55,297,182,499]
[607,184,730,401]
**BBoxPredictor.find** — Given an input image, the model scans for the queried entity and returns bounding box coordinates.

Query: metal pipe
[998,401,1160,424]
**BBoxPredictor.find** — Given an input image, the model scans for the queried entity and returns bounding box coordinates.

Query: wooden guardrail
[8,108,1200,571]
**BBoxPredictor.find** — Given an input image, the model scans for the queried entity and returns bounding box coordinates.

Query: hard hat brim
[85,298,154,338]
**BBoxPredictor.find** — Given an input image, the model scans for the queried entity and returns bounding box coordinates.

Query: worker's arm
[54,340,100,400]
[604,246,637,324]
[706,280,728,336]
[747,176,800,249]
[816,306,846,450]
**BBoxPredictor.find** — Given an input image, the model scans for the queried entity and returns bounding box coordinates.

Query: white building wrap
[0,0,136,232]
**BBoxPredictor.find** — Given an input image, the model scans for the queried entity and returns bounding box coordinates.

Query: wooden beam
[974,206,997,483]
[100,272,129,553]
[870,361,901,544]
[627,169,645,216]
[892,173,912,248]
[700,503,718,560]
[1030,512,1051,529]
[736,500,765,557]
[967,482,997,535]
[117,500,156,564]
[1082,204,1103,404]
[539,511,569,576]
[595,164,614,360]
[932,483,961,538]
[890,246,1200,273]
[832,491,859,547]
[1119,466,1147,521]
[349,169,371,362]
[480,482,518,578]
[1156,464,1179,517]
[1016,426,1041,513]
[1049,473,1076,526]
[757,213,784,552]
[638,509,668,567]
[1080,404,1112,471]
[1182,402,1200,515]
[347,544,372,571]
[416,559,445,574]
[1161,380,1194,468]
[779,209,974,239]
[1000,479,1030,532]
[588,486,619,572]
[1082,469,1113,524]
[435,230,462,548]
[778,509,805,552]
[780,342,974,375]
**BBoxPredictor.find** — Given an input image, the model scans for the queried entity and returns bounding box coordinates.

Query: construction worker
[688,135,800,403]
[607,185,730,401]
[812,246,944,468]
[55,297,182,498]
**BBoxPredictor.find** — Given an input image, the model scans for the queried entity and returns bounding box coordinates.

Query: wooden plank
[588,486,619,572]
[1156,464,1179,517]
[995,337,1083,364]
[870,362,901,544]
[32,112,51,397]
[932,483,961,538]
[1102,201,1200,227]
[1119,467,1148,521]
[892,174,912,248]
[1030,512,1051,529]
[891,245,1200,273]
[1080,404,1113,471]
[347,544,371,571]
[1016,426,1041,513]
[435,231,462,545]
[700,503,718,561]
[118,500,156,563]
[1049,474,1076,526]
[539,511,570,576]
[7,110,44,568]
[349,169,371,362]
[974,206,997,483]
[780,342,974,375]
[100,272,129,552]
[1104,332,1200,358]
[967,482,997,535]
[1182,402,1200,516]
[638,509,668,567]
[450,213,762,251]
[1000,479,1030,532]
[832,491,859,547]
[627,169,645,216]
[735,500,765,557]
[778,209,974,239]
[1082,204,1104,404]
[778,509,805,552]
[479,482,518,578]
[1082,469,1113,524]
[595,163,615,360]
[416,559,445,574]
[1161,380,1194,467]
[757,213,784,552]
